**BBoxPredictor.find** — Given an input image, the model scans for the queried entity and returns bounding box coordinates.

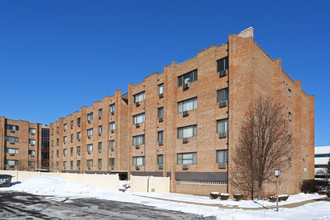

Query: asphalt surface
[0,191,216,219]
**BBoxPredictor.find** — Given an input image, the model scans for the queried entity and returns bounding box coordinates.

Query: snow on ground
[1,175,330,220]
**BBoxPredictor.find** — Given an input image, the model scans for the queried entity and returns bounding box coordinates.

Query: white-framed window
[77,132,81,141]
[6,160,18,166]
[29,150,36,156]
[29,139,36,145]
[177,69,197,87]
[157,155,163,165]
[177,152,197,165]
[5,124,19,131]
[177,125,197,139]
[217,88,229,103]
[71,120,74,129]
[63,149,67,156]
[133,135,145,145]
[77,160,81,170]
[29,128,36,134]
[158,131,164,143]
[77,117,81,127]
[71,147,73,156]
[109,140,115,151]
[63,161,67,170]
[216,150,228,163]
[5,148,18,154]
[87,113,93,121]
[70,160,73,169]
[98,159,102,170]
[87,144,93,153]
[133,156,145,166]
[288,89,291,98]
[217,57,229,72]
[158,84,164,97]
[158,107,164,119]
[98,142,102,152]
[71,134,73,143]
[217,119,228,134]
[98,125,102,135]
[288,112,292,121]
[133,113,145,124]
[5,136,19,143]
[87,128,93,136]
[110,104,115,114]
[77,146,81,155]
[110,122,115,132]
[86,159,93,168]
[63,123,67,131]
[177,97,197,113]
[109,158,115,167]
[63,136,67,144]
[133,91,145,103]
[29,161,35,168]
[98,108,103,119]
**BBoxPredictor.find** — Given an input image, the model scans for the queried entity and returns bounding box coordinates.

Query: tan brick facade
[47,27,314,196]
[0,116,49,171]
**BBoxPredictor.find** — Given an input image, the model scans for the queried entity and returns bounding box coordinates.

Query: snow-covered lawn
[1,175,329,220]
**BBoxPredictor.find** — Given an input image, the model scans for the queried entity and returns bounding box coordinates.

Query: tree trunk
[257,184,262,200]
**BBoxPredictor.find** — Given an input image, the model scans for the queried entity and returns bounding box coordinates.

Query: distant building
[315,146,330,181]
[49,27,314,196]
[0,116,49,171]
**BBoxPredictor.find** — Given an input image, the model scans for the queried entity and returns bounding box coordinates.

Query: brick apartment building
[49,27,314,196]
[0,116,49,171]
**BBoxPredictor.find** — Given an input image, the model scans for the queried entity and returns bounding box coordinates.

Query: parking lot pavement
[0,191,216,219]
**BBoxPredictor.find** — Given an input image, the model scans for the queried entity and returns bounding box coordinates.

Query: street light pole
[275,169,280,212]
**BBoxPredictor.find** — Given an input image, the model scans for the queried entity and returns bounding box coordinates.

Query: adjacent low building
[315,146,330,181]
[0,116,49,171]
[46,27,315,195]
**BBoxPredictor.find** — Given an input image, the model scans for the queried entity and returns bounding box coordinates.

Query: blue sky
[0,1,329,146]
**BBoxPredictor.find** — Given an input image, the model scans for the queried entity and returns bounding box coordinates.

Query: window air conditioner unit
[183,111,189,117]
[158,165,163,170]
[219,101,227,108]
[88,151,91,154]
[135,166,140,170]
[87,166,91,170]
[9,165,14,168]
[111,111,115,115]
[158,117,163,122]
[10,129,15,133]
[219,69,227,77]
[9,153,15,156]
[30,144,35,146]
[87,120,91,124]
[182,164,189,170]
[183,138,189,144]
[135,145,140,149]
[110,147,115,152]
[159,93,164,98]
[219,132,227,138]
[158,141,163,146]
[111,129,115,133]
[110,166,114,170]
[218,163,227,169]
[98,132,101,136]
[136,102,140,107]
[183,83,190,90]
[99,116,102,120]
[10,141,15,144]
[135,123,140,128]
[88,135,91,139]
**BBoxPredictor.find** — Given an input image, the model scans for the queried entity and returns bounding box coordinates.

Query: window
[133,135,145,145]
[177,125,197,139]
[6,148,18,155]
[87,128,93,137]
[217,119,228,135]
[29,128,36,134]
[71,134,73,143]
[133,156,145,166]
[158,84,164,97]
[87,144,93,153]
[98,142,102,153]
[63,136,67,144]
[51,140,53,147]
[109,158,115,168]
[70,161,73,169]
[77,146,81,155]
[158,107,164,120]
[99,108,103,119]
[71,147,73,156]
[56,138,59,146]
[86,159,93,169]
[216,150,228,163]
[5,124,19,131]
[28,161,35,168]
[77,132,81,141]
[71,120,73,129]
[315,154,330,158]
[110,104,115,114]
[288,112,292,121]
[157,155,163,165]
[57,126,59,133]
[56,150,59,158]
[5,136,19,143]
[288,89,291,97]
[63,161,67,170]
[77,117,81,127]
[87,113,93,122]
[63,149,67,156]
[217,57,229,72]
[133,113,145,124]
[110,122,115,132]
[29,139,36,145]
[178,69,197,87]
[5,160,18,166]
[77,160,81,170]
[29,150,36,156]
[109,140,115,151]
[217,88,229,103]
[158,131,164,144]
[177,152,197,165]
[56,162,59,169]
[177,97,197,113]
[133,91,145,103]
[63,123,67,131]
[52,129,54,136]
[98,159,102,169]
[98,125,102,135]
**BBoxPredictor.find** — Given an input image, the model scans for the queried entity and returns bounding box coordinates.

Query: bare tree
[232,96,293,200]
